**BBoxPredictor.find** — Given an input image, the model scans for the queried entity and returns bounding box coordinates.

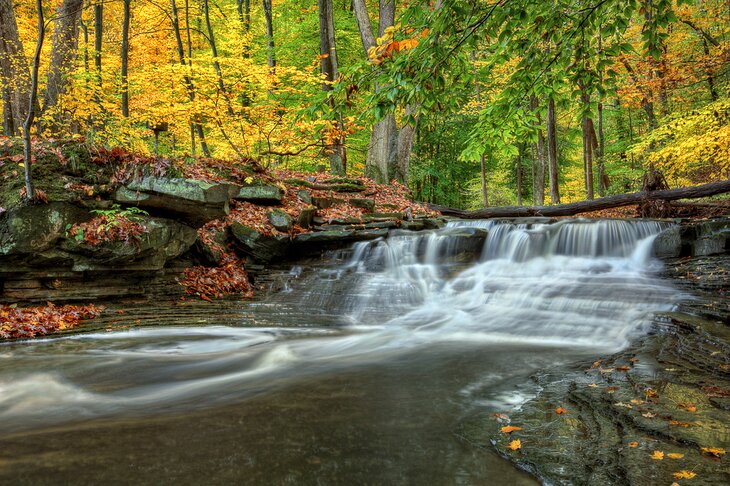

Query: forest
[0,0,727,209]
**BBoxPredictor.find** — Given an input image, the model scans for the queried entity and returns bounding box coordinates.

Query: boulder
[195,227,229,265]
[348,198,375,212]
[312,196,345,209]
[0,202,91,256]
[296,190,312,204]
[268,209,293,232]
[234,185,283,205]
[59,217,197,271]
[230,222,290,262]
[652,226,681,258]
[115,177,239,225]
[296,206,317,229]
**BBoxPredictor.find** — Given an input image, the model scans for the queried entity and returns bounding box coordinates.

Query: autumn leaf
[672,470,697,479]
[699,447,726,458]
[628,441,639,448]
[588,383,599,388]
[501,426,523,434]
[555,407,568,414]
[616,366,631,372]
[642,412,657,418]
[667,453,685,459]
[669,421,693,427]
[650,450,664,460]
[507,439,522,451]
[493,413,509,420]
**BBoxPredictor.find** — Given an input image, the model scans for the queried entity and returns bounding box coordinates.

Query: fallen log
[431,179,730,219]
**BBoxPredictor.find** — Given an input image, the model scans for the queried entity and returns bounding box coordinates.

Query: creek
[0,219,687,484]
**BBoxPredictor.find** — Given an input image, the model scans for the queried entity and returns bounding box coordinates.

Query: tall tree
[262,0,275,72]
[43,0,84,125]
[23,0,46,201]
[0,0,31,135]
[318,0,346,174]
[120,0,130,117]
[546,97,560,204]
[170,0,210,156]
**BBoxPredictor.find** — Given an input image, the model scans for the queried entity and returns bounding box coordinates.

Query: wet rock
[420,217,447,229]
[365,212,403,221]
[233,185,283,205]
[195,227,229,265]
[268,209,293,232]
[0,203,91,256]
[312,216,362,225]
[653,226,681,258]
[116,177,239,225]
[400,220,425,231]
[294,228,388,246]
[230,222,289,262]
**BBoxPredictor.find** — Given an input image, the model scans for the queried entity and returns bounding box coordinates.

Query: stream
[0,219,687,485]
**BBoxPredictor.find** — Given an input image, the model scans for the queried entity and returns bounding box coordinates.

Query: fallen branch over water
[431,180,730,218]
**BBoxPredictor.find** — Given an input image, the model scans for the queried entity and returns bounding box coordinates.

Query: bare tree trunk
[0,0,31,136]
[203,0,233,115]
[546,97,560,204]
[121,0,130,117]
[93,0,102,84]
[171,0,210,156]
[43,0,84,126]
[23,0,45,201]
[530,96,546,205]
[236,0,252,57]
[319,0,346,175]
[184,0,195,155]
[262,0,275,73]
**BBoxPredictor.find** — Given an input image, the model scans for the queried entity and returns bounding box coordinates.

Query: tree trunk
[262,0,275,73]
[171,0,209,156]
[184,0,195,155]
[318,0,346,175]
[121,0,130,117]
[93,0,102,84]
[515,146,523,206]
[23,0,45,201]
[546,98,559,204]
[43,0,84,125]
[530,96,546,205]
[432,180,730,219]
[579,82,595,200]
[0,0,31,136]
[203,0,233,115]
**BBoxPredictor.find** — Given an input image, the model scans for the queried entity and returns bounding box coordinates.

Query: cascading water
[0,219,686,484]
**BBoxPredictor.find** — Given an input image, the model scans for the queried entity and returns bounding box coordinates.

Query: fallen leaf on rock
[630,399,645,405]
[605,386,619,393]
[555,407,568,414]
[699,447,725,458]
[507,439,521,451]
[669,421,693,427]
[646,388,658,398]
[628,441,639,448]
[590,360,603,369]
[642,412,657,418]
[672,470,696,479]
[501,426,523,434]
[493,413,509,420]
[615,402,633,409]
[616,366,631,372]
[650,450,664,460]
[678,402,697,412]
[588,383,599,388]
[667,453,685,459]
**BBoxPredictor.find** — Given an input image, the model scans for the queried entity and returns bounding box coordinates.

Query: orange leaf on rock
[650,450,664,460]
[672,470,697,479]
[667,453,685,459]
[628,441,639,448]
[501,426,523,434]
[699,447,725,458]
[555,407,568,414]
[507,439,522,451]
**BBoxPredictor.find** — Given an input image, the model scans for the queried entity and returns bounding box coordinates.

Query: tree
[23,0,46,201]
[318,0,346,175]
[0,0,31,136]
[121,0,130,117]
[43,0,84,126]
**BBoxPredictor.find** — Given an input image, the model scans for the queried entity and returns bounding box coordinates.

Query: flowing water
[0,219,685,485]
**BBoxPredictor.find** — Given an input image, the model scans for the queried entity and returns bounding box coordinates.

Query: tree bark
[530,96,546,205]
[432,180,730,219]
[203,0,233,115]
[121,0,130,117]
[262,0,275,72]
[23,0,45,201]
[170,0,210,156]
[93,0,102,84]
[546,97,560,204]
[0,0,31,136]
[319,0,346,175]
[43,0,84,124]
